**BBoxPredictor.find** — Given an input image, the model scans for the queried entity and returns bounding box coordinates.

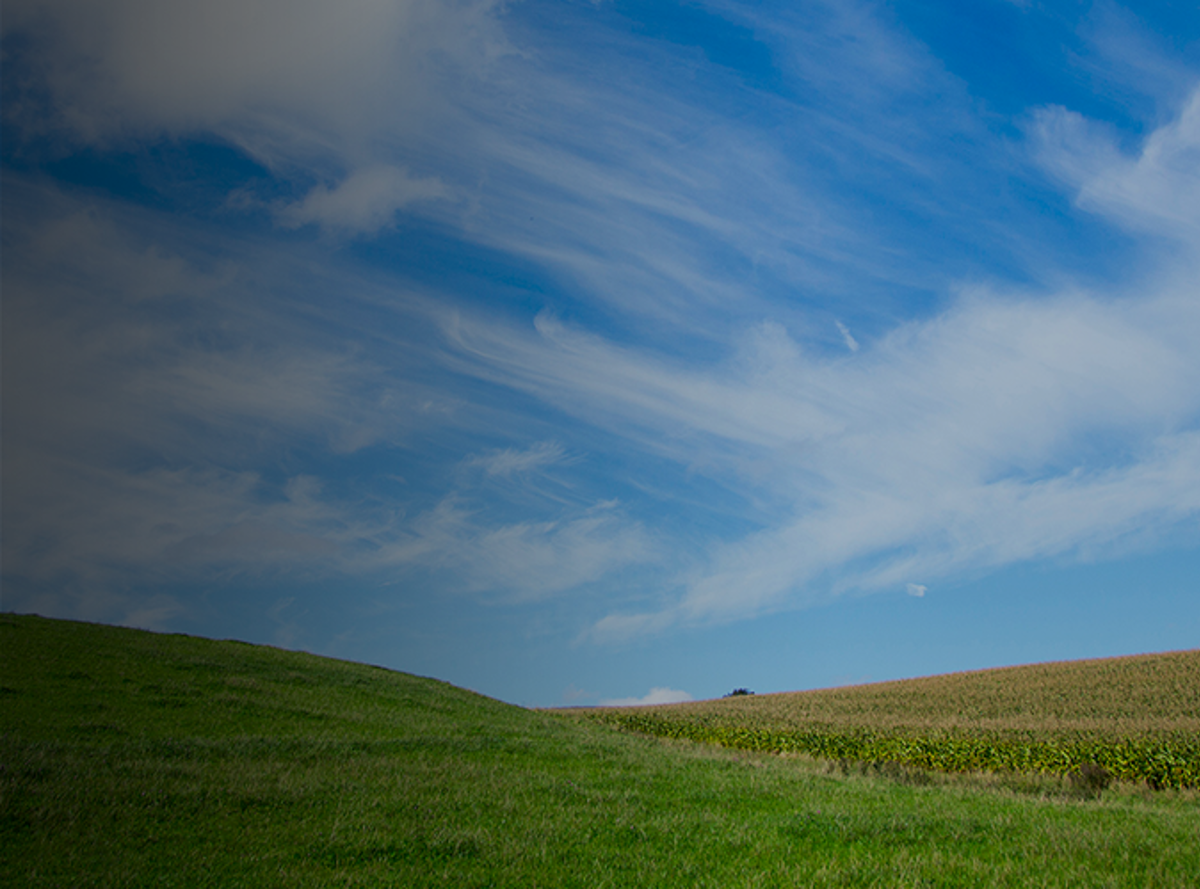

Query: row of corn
[592,712,1200,789]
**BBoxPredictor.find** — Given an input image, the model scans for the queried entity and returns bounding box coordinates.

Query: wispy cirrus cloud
[835,321,860,352]
[1,181,654,619]
[1033,90,1200,242]
[369,496,656,603]
[4,0,1199,705]
[465,441,569,478]
[442,84,1200,639]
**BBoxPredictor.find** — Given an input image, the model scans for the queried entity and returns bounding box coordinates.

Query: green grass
[3,614,1200,887]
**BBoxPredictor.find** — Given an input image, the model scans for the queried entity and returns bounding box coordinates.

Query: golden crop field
[645,650,1200,734]
[583,650,1200,788]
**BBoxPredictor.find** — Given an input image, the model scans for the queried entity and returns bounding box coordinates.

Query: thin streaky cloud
[3,0,1199,706]
[835,320,860,352]
[466,442,568,478]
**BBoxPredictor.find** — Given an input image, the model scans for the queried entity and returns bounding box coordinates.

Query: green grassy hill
[3,614,1199,887]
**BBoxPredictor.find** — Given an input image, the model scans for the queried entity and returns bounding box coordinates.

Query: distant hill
[633,649,1200,734]
[584,649,1200,787]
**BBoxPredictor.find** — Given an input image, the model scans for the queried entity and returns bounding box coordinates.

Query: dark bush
[1070,762,1112,796]
[724,688,754,697]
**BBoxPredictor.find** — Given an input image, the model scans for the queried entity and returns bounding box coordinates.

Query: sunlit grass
[3,615,1199,886]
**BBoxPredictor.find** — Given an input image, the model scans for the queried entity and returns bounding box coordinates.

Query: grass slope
[586,652,1200,789]
[2,614,1199,887]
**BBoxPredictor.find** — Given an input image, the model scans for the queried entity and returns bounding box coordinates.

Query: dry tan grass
[606,649,1200,737]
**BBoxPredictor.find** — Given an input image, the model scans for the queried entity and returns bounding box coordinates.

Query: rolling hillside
[641,651,1200,733]
[3,614,1199,887]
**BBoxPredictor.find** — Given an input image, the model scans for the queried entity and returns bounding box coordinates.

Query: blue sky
[3,0,1199,707]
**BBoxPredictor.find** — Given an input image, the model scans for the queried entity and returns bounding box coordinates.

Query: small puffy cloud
[905,583,927,597]
[277,166,447,235]
[600,687,693,707]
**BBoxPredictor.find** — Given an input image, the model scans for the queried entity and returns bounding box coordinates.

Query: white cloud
[835,320,860,352]
[446,313,844,455]
[1032,88,1200,243]
[466,441,567,478]
[586,610,673,644]
[439,80,1200,637]
[370,497,657,602]
[600,687,693,707]
[6,0,1022,321]
[1,181,670,626]
[905,583,926,598]
[450,272,1200,478]
[2,188,455,464]
[2,0,507,154]
[6,0,1199,656]
[277,165,448,235]
[2,0,503,242]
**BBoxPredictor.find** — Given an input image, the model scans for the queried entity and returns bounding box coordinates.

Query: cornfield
[582,650,1200,789]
